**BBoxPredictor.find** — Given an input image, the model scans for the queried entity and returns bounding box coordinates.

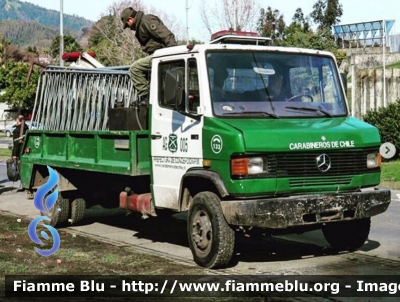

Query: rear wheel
[187,192,235,268]
[70,198,86,224]
[322,218,371,251]
[41,194,70,228]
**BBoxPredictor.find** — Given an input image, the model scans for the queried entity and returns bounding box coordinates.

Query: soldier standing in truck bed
[121,7,177,105]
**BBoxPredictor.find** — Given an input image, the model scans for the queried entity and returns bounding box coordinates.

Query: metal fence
[31,65,138,131]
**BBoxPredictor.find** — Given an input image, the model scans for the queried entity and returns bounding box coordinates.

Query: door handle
[151,134,162,140]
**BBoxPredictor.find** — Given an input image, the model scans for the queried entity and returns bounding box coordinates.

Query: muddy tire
[322,218,371,251]
[187,192,235,268]
[41,195,70,228]
[70,198,86,224]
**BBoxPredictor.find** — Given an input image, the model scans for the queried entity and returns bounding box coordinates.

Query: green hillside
[0,20,77,49]
[0,0,92,31]
[0,0,93,49]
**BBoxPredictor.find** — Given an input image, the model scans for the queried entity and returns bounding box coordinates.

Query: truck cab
[148,31,390,267]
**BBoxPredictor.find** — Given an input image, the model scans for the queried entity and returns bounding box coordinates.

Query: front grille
[289,176,353,187]
[267,148,380,177]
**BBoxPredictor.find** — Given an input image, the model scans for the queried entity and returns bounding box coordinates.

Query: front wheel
[187,192,235,269]
[322,218,371,251]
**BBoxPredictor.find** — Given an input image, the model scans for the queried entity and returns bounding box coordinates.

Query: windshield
[206,51,347,118]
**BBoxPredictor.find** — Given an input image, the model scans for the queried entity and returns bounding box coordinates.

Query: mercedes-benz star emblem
[316,154,331,172]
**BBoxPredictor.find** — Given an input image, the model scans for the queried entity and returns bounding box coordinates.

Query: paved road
[1,160,399,275]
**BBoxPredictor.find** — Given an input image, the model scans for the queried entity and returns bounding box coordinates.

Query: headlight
[248,157,266,174]
[231,157,268,176]
[367,153,381,168]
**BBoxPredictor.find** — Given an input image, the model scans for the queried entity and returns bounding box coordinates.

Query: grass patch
[364,61,400,70]
[0,213,264,301]
[0,213,206,277]
[381,159,400,181]
[385,61,400,69]
[0,148,11,157]
[101,253,121,264]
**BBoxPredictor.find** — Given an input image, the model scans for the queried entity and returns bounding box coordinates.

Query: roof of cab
[152,43,335,59]
[153,30,333,58]
[152,30,335,59]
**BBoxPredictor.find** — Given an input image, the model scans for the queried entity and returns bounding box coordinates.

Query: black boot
[138,95,149,107]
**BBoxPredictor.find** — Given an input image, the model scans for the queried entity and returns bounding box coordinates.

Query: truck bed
[20,130,150,185]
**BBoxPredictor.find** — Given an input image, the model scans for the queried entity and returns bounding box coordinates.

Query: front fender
[182,170,229,197]
[178,170,229,211]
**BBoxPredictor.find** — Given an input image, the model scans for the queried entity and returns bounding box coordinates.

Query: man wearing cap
[121,7,177,105]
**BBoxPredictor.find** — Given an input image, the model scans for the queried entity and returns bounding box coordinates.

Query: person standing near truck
[12,115,29,159]
[6,115,29,184]
[121,7,177,105]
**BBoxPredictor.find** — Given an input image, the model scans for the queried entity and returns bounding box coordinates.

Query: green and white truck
[20,31,391,268]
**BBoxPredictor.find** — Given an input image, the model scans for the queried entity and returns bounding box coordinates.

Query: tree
[0,60,40,109]
[310,0,343,30]
[281,8,311,47]
[0,34,4,65]
[264,3,341,56]
[0,34,12,65]
[88,0,185,66]
[26,46,39,56]
[3,44,23,62]
[88,14,135,66]
[87,0,148,66]
[200,0,260,36]
[291,8,311,33]
[282,8,324,50]
[0,36,40,109]
[48,35,83,63]
[280,27,337,54]
[257,7,286,44]
[363,100,400,160]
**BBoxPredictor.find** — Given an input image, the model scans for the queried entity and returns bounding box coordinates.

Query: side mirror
[164,69,184,107]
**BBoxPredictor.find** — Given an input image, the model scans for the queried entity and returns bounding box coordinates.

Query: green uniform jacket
[133,11,177,55]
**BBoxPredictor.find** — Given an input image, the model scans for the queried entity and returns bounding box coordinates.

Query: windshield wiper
[223,111,279,118]
[285,106,332,117]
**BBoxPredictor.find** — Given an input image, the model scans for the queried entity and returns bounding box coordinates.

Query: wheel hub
[191,209,212,252]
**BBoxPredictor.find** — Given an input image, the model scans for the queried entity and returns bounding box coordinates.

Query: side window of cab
[188,59,200,114]
[158,59,200,115]
[158,60,185,110]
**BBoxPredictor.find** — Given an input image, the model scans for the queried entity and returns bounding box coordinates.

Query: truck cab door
[150,57,203,210]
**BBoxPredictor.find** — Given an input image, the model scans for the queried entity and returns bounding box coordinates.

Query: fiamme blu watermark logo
[28,166,61,256]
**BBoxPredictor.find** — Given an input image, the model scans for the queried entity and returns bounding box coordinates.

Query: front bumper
[220,188,391,229]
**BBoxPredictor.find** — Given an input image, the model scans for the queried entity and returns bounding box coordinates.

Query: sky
[23,0,399,42]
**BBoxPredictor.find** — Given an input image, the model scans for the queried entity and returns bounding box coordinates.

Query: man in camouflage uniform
[121,7,177,105]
